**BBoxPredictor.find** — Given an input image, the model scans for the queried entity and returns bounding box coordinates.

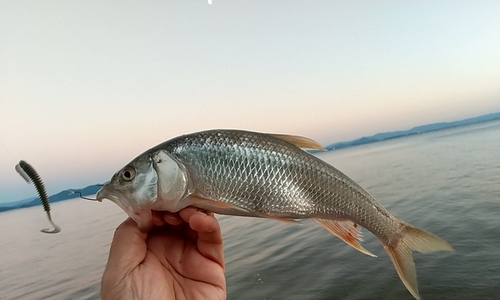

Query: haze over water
[1,120,499,300]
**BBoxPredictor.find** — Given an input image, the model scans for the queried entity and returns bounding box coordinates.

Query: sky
[1,0,499,203]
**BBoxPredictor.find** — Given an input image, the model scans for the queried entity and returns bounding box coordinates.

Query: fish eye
[121,168,135,181]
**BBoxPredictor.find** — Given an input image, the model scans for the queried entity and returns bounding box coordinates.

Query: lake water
[1,120,499,300]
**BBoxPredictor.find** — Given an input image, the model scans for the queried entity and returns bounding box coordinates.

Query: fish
[96,129,453,299]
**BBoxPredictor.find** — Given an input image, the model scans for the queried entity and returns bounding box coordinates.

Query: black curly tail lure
[15,160,61,234]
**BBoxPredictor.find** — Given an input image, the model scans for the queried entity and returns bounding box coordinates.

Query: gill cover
[151,150,189,212]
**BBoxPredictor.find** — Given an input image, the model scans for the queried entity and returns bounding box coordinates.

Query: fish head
[96,152,158,231]
[96,149,189,231]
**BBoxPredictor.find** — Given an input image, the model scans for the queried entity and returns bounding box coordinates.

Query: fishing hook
[69,188,104,201]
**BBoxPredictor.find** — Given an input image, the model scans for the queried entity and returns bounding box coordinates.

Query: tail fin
[384,224,454,300]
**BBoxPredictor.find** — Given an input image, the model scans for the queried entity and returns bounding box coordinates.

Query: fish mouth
[96,184,136,217]
[95,188,105,202]
[96,184,123,205]
[95,184,111,202]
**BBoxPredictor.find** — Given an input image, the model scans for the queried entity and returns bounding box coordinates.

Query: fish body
[97,129,453,299]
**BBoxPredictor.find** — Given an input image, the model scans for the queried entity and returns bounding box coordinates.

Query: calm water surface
[1,120,499,299]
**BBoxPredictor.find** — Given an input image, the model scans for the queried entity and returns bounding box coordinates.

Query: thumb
[105,218,148,273]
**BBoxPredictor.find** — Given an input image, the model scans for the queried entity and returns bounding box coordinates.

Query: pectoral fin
[256,214,302,225]
[313,218,376,257]
[185,195,243,211]
[184,196,301,225]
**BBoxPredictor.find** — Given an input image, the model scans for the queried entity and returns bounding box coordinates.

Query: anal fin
[313,218,376,257]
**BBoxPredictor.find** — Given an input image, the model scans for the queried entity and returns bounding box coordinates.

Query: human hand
[101,207,226,300]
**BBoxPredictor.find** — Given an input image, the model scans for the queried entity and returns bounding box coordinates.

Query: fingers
[104,207,224,285]
[151,210,183,226]
[179,207,225,268]
[179,208,221,243]
[105,218,148,274]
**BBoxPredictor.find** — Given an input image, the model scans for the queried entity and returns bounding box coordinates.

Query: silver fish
[97,129,453,299]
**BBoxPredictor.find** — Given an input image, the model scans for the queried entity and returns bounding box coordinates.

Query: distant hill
[325,112,500,150]
[0,184,102,212]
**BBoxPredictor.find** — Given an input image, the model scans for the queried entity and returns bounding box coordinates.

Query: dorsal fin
[270,134,325,151]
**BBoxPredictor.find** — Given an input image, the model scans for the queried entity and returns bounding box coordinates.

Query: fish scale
[161,131,401,232]
[97,129,453,299]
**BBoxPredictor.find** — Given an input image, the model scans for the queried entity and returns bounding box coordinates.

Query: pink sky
[1,1,499,202]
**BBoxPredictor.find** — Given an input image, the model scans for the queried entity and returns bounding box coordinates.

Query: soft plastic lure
[15,160,61,234]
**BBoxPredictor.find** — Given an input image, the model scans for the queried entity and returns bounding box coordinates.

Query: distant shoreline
[2,112,499,211]
[0,185,102,213]
[324,112,500,151]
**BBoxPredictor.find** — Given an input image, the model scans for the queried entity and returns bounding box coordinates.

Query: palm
[101,208,226,300]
